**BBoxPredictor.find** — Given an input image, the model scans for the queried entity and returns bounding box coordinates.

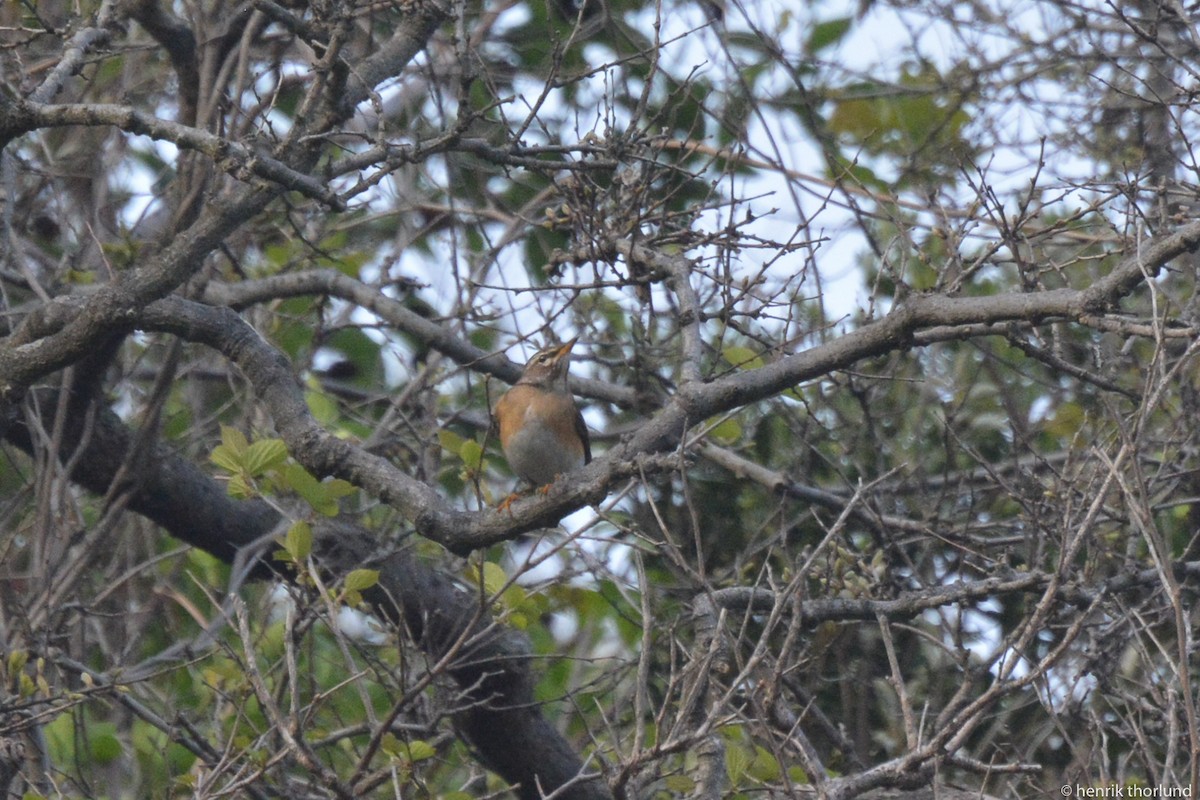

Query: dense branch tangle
[1,1,1199,799]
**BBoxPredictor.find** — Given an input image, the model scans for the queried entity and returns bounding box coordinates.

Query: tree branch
[201,269,636,407]
[12,101,344,209]
[0,184,280,395]
[123,219,1200,553]
[0,390,612,800]
[27,0,122,105]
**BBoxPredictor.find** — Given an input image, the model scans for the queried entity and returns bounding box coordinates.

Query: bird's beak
[556,337,579,358]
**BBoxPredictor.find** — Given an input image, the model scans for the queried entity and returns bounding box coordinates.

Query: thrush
[493,338,591,491]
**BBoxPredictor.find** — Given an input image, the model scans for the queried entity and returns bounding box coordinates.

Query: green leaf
[87,723,123,765]
[459,439,484,470]
[406,739,436,761]
[166,741,197,776]
[243,439,288,476]
[381,733,404,758]
[162,406,193,440]
[726,742,752,786]
[709,417,742,444]
[749,744,782,781]
[227,473,255,500]
[343,569,379,592]
[1044,401,1085,440]
[305,387,340,425]
[282,463,344,515]
[807,16,852,53]
[482,561,509,597]
[829,96,879,140]
[467,561,509,598]
[220,425,249,456]
[438,429,465,453]
[722,345,764,370]
[664,775,696,793]
[285,521,313,561]
[209,444,243,474]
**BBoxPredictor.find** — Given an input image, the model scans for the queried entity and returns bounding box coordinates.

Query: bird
[493,338,591,494]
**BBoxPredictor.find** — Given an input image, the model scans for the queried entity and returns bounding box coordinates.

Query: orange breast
[495,385,586,485]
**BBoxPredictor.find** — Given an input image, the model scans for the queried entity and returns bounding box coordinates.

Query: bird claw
[497,492,523,513]
[497,477,562,513]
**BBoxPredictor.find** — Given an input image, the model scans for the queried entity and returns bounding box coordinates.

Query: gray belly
[506,424,584,485]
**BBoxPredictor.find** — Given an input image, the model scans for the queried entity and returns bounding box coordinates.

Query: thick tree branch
[0,0,447,401]
[0,391,612,800]
[444,220,1200,549]
[135,296,466,532]
[102,219,1200,555]
[125,0,200,124]
[0,184,280,396]
[329,0,450,122]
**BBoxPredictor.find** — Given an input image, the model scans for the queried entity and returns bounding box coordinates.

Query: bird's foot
[498,478,560,511]
[497,491,524,513]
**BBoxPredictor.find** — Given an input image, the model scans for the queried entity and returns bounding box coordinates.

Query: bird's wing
[574,407,592,463]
